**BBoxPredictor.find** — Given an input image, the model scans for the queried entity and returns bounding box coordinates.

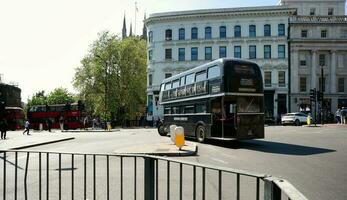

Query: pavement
[113,140,197,156]
[0,130,75,151]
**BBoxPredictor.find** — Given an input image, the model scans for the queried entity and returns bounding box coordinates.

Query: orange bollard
[175,126,185,150]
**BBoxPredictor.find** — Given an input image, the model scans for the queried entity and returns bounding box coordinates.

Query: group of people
[335,107,347,124]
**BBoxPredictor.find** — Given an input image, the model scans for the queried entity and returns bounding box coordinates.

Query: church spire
[122,14,127,39]
[142,13,147,40]
[129,22,133,37]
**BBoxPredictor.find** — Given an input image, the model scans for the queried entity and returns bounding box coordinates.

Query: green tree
[46,88,74,105]
[26,90,47,109]
[73,31,147,122]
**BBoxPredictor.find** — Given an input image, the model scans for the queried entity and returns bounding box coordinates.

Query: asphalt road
[1,125,346,199]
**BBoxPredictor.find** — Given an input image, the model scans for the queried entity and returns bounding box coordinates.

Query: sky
[0,0,344,102]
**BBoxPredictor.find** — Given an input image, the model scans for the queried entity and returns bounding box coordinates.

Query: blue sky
[0,0,345,102]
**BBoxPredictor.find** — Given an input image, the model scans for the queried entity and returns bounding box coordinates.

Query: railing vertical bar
[3,151,6,200]
[39,152,41,200]
[84,154,87,200]
[134,157,137,200]
[106,155,109,200]
[179,163,183,200]
[72,154,74,200]
[167,161,170,200]
[218,170,222,200]
[47,153,49,200]
[236,174,240,200]
[202,167,205,200]
[93,154,96,200]
[120,156,123,200]
[193,166,196,200]
[59,153,61,200]
[156,159,158,200]
[256,177,260,200]
[15,152,18,200]
[24,152,30,200]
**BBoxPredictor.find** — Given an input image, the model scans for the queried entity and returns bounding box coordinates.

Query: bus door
[211,98,223,137]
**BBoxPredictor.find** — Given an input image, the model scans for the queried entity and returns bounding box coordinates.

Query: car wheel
[295,119,300,126]
[157,123,167,136]
[196,125,206,143]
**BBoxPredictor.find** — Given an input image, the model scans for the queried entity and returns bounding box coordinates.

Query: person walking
[23,120,30,135]
[0,118,8,139]
[335,108,342,124]
[341,107,346,124]
[47,118,52,132]
[59,115,64,132]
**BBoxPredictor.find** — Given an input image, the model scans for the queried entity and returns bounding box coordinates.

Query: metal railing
[0,150,308,200]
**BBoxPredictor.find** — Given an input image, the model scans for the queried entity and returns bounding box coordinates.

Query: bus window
[164,107,171,114]
[184,105,195,114]
[196,104,206,113]
[165,82,172,90]
[180,77,185,86]
[212,101,221,114]
[172,106,180,114]
[185,73,195,85]
[234,64,256,75]
[237,96,261,113]
[195,71,207,82]
[208,66,220,79]
[172,80,180,88]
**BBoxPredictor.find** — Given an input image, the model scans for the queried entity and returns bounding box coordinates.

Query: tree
[73,31,147,122]
[46,88,74,105]
[26,90,47,109]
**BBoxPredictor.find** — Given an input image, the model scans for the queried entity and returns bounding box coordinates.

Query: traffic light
[317,91,323,102]
[310,89,316,102]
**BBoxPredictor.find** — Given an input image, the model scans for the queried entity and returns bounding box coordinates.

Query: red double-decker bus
[2,107,25,130]
[28,103,85,130]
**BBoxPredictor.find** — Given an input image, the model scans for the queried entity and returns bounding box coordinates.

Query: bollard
[307,116,311,126]
[170,125,177,144]
[39,123,43,131]
[107,122,111,131]
[175,126,185,150]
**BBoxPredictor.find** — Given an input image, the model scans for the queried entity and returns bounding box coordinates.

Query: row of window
[164,65,220,90]
[299,77,345,93]
[264,71,286,87]
[148,24,285,42]
[164,104,207,115]
[299,54,326,67]
[308,7,335,16]
[301,30,328,38]
[148,45,286,61]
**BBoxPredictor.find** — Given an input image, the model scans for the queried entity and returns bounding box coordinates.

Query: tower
[142,13,147,40]
[122,14,127,39]
[129,23,133,37]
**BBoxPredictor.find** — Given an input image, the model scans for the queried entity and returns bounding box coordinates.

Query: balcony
[290,16,347,24]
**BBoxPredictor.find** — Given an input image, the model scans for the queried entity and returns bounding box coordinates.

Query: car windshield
[284,114,295,116]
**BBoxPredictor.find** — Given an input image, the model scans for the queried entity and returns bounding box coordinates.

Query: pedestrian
[47,118,52,132]
[59,115,64,131]
[0,118,8,139]
[23,120,30,135]
[335,108,341,124]
[341,107,346,124]
[83,116,88,130]
[92,118,96,130]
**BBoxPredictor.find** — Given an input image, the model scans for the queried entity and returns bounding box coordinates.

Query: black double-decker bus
[157,58,264,142]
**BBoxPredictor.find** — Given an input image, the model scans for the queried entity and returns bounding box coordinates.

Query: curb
[113,144,198,157]
[9,137,75,150]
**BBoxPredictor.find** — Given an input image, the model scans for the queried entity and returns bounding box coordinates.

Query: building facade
[145,0,347,123]
[281,0,347,120]
[0,83,22,108]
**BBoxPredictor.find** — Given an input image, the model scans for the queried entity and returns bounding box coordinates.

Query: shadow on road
[205,140,336,156]
[0,154,24,170]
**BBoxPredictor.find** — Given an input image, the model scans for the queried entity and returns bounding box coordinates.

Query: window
[264,45,271,59]
[148,74,152,86]
[249,25,256,37]
[172,106,180,114]
[321,30,327,38]
[264,24,271,37]
[278,24,285,36]
[164,82,172,90]
[234,25,241,37]
[219,46,227,58]
[278,45,285,59]
[191,47,198,61]
[328,8,334,16]
[195,71,207,82]
[300,60,307,66]
[220,26,226,38]
[338,78,345,92]
[234,46,241,58]
[172,80,180,88]
[310,8,316,16]
[278,71,285,87]
[165,48,172,60]
[185,73,195,84]
[264,71,272,87]
[148,31,153,43]
[179,28,185,40]
[208,66,220,79]
[191,27,198,39]
[249,45,256,59]
[301,30,308,38]
[178,48,185,61]
[165,29,172,41]
[196,104,207,113]
[184,105,195,114]
[148,50,153,61]
[205,27,212,39]
[319,54,325,66]
[180,77,185,86]
[164,107,171,114]
[165,73,172,79]
[319,77,326,92]
[205,47,212,60]
[300,77,307,92]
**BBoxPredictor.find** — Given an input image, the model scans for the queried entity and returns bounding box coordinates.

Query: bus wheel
[196,125,206,143]
[158,123,167,136]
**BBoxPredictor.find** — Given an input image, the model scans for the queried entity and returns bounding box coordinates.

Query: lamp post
[320,65,324,125]
[95,55,109,130]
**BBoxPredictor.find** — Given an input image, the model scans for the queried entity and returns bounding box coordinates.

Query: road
[1,125,346,199]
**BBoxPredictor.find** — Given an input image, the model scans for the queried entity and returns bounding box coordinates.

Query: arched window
[191,27,198,39]
[264,24,271,37]
[219,26,226,38]
[205,27,212,39]
[234,25,241,37]
[249,25,256,37]
[179,28,185,40]
[165,29,172,41]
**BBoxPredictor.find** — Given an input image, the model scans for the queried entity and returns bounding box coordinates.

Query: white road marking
[211,157,228,164]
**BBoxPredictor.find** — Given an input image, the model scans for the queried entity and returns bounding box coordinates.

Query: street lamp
[320,65,324,125]
[95,54,109,130]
